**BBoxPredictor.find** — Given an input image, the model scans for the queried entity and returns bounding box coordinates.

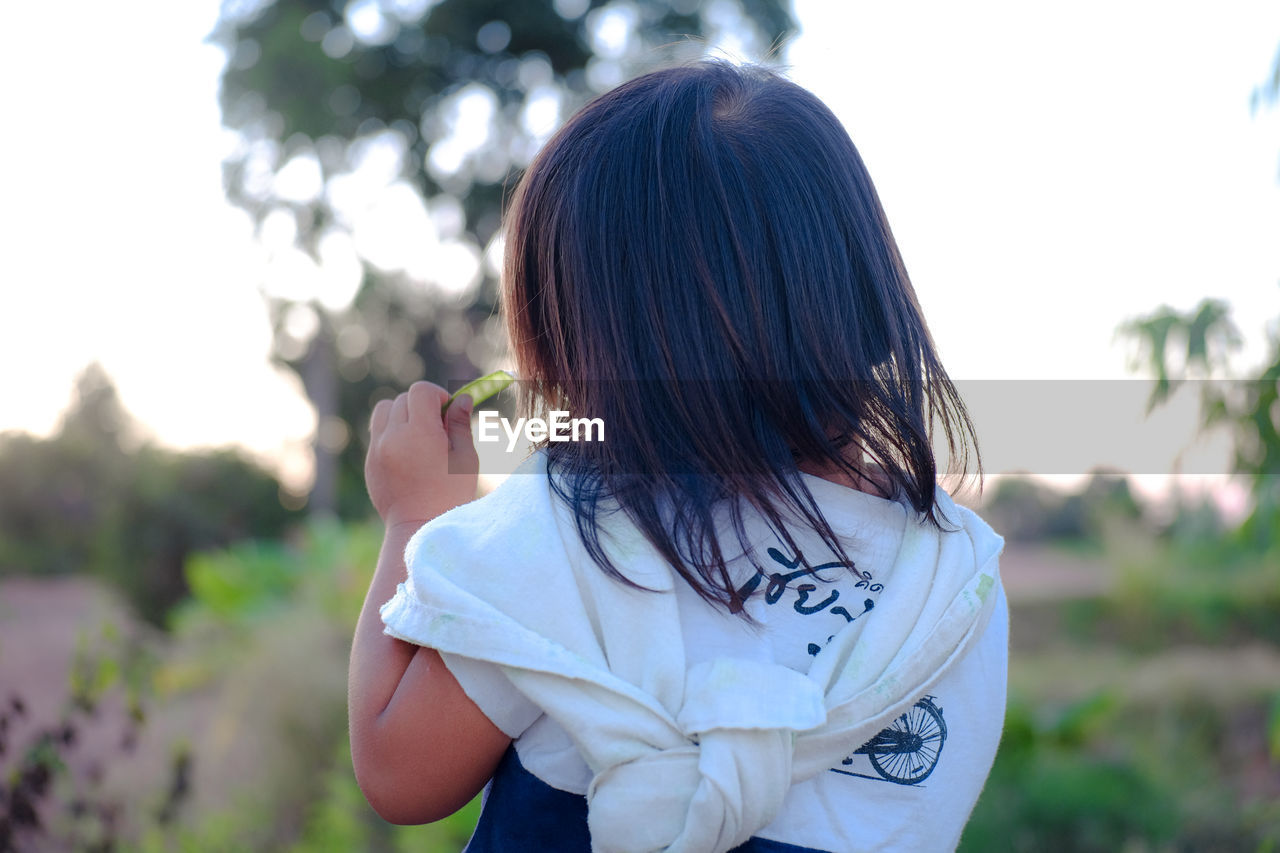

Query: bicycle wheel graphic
[858,696,947,785]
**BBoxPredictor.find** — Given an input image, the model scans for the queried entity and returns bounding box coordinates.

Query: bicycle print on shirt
[735,545,949,786]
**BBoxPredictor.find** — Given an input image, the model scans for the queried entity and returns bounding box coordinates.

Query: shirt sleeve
[379,568,546,740]
[377,456,559,742]
[438,652,544,738]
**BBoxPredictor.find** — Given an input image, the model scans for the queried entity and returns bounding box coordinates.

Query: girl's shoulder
[402,450,675,613]
[405,451,559,569]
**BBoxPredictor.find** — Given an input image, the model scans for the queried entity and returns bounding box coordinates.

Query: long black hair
[502,60,979,616]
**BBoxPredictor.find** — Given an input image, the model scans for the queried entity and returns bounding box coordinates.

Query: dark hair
[502,60,979,616]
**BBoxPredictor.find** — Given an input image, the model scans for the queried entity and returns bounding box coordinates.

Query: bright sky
[3,1,1279,496]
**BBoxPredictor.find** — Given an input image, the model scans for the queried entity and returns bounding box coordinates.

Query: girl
[349,61,1007,853]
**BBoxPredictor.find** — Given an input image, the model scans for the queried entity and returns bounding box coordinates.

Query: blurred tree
[983,469,1143,544]
[0,365,134,578]
[207,0,796,517]
[1120,300,1278,547]
[0,364,300,625]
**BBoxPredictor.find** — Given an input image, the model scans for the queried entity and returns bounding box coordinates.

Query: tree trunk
[305,314,339,520]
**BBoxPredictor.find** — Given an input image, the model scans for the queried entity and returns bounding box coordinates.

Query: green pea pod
[442,370,517,414]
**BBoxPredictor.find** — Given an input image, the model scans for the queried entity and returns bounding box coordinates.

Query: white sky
[2,1,1278,495]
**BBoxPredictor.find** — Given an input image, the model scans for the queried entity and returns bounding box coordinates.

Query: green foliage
[0,365,300,625]
[1136,520,1279,645]
[134,520,395,850]
[184,540,302,621]
[1119,299,1241,413]
[968,458,1280,851]
[146,518,501,852]
[1053,528,1280,649]
[174,516,381,635]
[288,738,482,853]
[962,694,1182,852]
[1119,298,1280,549]
[290,740,378,852]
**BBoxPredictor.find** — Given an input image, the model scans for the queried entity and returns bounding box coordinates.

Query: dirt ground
[2,544,1277,838]
[0,576,143,753]
[998,543,1115,603]
[0,544,1106,730]
[0,543,1119,821]
[0,577,186,846]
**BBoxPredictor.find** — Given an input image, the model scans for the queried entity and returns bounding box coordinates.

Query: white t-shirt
[435,471,1008,852]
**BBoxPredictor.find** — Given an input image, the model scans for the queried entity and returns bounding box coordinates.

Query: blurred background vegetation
[1,0,1278,850]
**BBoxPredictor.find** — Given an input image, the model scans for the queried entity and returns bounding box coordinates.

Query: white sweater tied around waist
[380,453,1002,853]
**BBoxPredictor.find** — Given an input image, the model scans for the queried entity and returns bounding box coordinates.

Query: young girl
[349,61,1007,853]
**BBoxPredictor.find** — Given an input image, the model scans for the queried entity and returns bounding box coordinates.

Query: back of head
[503,60,977,612]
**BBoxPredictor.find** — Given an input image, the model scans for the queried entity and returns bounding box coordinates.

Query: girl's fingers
[407,381,449,430]
[390,391,410,425]
[445,394,478,463]
[370,398,392,438]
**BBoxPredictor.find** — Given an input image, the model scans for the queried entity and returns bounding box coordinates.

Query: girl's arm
[348,382,512,824]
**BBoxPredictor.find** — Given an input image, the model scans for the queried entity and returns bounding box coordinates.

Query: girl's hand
[352,382,506,825]
[365,381,479,529]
